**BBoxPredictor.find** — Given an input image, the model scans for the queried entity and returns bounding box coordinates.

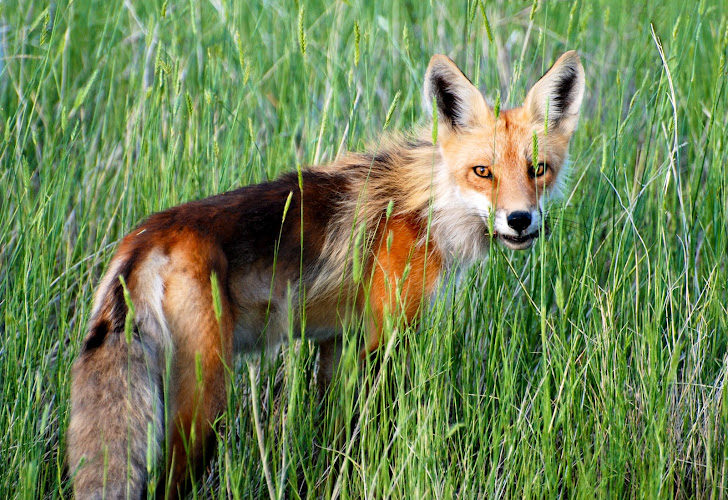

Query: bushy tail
[68,254,168,499]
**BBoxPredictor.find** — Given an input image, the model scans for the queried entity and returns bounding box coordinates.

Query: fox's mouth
[498,232,538,250]
[485,219,549,250]
[494,223,548,250]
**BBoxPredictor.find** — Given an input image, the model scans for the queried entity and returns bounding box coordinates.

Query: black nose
[507,211,532,233]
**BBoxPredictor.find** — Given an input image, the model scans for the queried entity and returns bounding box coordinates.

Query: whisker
[547,216,588,229]
[545,219,587,235]
[548,216,586,226]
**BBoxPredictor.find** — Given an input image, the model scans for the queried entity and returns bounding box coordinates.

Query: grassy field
[2,0,727,497]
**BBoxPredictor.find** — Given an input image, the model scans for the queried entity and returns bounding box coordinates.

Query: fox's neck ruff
[309,134,490,299]
[428,166,491,266]
[344,134,491,265]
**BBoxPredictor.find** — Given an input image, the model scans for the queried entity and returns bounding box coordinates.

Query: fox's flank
[68,51,585,498]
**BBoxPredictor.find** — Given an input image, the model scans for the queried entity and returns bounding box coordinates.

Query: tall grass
[1,0,727,497]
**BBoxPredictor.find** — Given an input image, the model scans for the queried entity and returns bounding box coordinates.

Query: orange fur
[363,215,442,355]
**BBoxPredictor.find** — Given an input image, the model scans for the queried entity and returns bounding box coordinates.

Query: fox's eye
[473,165,492,179]
[531,162,548,177]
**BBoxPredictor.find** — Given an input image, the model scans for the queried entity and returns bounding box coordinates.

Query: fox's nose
[507,211,532,233]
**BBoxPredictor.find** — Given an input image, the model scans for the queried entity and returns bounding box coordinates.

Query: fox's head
[425,51,585,253]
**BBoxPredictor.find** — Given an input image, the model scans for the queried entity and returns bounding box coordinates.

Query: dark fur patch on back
[372,150,394,167]
[405,139,428,149]
[135,169,350,277]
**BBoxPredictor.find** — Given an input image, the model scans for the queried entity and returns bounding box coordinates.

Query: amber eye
[473,165,492,179]
[532,162,548,177]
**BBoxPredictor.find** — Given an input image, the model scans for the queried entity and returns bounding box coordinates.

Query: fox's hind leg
[159,236,235,498]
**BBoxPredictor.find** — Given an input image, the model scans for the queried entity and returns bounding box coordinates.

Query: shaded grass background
[1,0,727,497]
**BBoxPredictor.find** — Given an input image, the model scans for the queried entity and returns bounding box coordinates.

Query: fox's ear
[424,55,491,131]
[524,51,585,134]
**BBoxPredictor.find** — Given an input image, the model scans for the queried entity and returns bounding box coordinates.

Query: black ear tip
[427,54,457,75]
[559,51,584,73]
[424,55,468,128]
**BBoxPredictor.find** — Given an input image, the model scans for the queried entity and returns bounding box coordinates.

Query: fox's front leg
[317,338,343,395]
[361,216,443,357]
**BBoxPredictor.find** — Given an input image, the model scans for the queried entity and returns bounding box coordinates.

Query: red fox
[68,51,584,498]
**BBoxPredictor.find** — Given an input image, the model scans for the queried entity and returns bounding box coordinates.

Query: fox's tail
[68,250,170,499]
